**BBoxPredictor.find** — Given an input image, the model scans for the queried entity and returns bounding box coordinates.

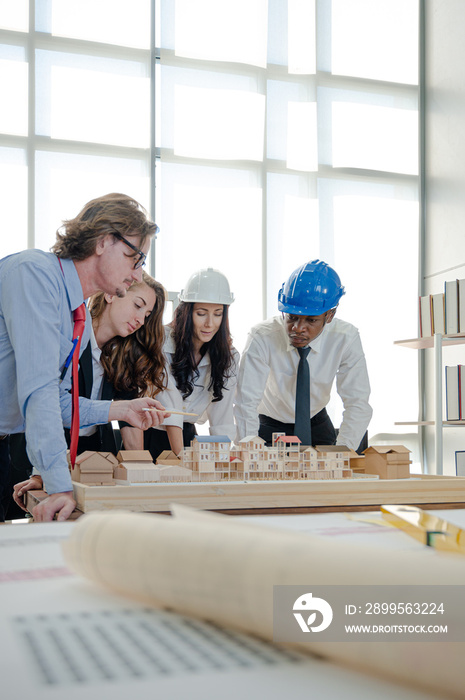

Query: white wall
[424,1,465,473]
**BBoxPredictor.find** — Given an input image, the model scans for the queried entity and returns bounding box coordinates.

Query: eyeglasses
[112,231,147,269]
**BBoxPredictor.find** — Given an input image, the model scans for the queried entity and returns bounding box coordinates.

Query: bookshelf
[394,332,465,475]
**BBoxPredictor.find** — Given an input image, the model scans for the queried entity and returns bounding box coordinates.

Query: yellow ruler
[381,504,465,555]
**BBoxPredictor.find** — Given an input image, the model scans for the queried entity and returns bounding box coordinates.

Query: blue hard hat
[277,260,345,316]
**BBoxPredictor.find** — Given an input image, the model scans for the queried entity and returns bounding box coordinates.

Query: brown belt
[0,435,9,440]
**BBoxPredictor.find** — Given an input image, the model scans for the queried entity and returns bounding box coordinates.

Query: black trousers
[144,423,197,462]
[6,427,122,520]
[258,408,337,447]
[0,437,10,522]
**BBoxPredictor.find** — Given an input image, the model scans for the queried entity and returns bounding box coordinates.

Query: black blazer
[65,341,120,454]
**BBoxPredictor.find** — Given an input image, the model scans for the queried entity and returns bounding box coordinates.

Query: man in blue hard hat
[234,260,372,451]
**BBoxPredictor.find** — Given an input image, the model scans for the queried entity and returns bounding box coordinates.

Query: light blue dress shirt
[0,250,111,494]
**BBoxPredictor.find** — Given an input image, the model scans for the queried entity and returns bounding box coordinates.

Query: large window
[156,0,420,456]
[0,0,420,458]
[0,0,153,259]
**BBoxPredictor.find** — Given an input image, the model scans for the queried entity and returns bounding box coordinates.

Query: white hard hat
[178,268,235,305]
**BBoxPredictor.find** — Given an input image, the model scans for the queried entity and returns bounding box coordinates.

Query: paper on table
[62,506,465,700]
[0,519,443,700]
[2,581,433,700]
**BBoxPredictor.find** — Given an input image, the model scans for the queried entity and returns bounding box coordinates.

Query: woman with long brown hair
[92,272,166,402]
[11,272,167,515]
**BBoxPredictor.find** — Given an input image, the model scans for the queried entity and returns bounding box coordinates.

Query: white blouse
[155,327,239,441]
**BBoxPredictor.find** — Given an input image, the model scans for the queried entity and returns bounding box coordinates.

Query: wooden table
[25,474,465,518]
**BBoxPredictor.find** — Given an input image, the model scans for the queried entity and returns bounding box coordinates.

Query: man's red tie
[69,303,86,468]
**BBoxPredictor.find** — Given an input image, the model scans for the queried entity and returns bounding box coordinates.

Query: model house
[357,446,412,480]
[72,451,118,486]
[114,450,160,483]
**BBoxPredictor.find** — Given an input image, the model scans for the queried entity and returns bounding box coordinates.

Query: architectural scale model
[70,439,412,486]
[154,434,355,482]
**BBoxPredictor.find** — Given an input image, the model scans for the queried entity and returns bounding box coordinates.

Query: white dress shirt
[234,315,372,451]
[153,327,239,441]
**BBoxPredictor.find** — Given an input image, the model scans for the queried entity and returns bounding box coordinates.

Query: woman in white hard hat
[131,267,238,460]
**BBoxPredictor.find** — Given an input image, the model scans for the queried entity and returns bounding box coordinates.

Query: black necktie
[294,347,311,446]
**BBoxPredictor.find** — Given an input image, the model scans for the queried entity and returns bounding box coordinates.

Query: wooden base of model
[67,474,465,514]
[25,473,465,517]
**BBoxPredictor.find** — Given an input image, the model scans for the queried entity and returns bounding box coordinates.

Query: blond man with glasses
[0,193,167,522]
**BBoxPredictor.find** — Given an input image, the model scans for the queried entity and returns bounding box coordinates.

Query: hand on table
[13,475,43,512]
[31,491,76,522]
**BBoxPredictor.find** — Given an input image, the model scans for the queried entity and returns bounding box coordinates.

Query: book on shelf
[421,279,465,337]
[444,279,459,335]
[445,364,465,420]
[456,450,465,477]
[459,278,465,333]
[418,292,444,336]
[446,365,460,420]
[431,292,445,334]
[419,294,432,337]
